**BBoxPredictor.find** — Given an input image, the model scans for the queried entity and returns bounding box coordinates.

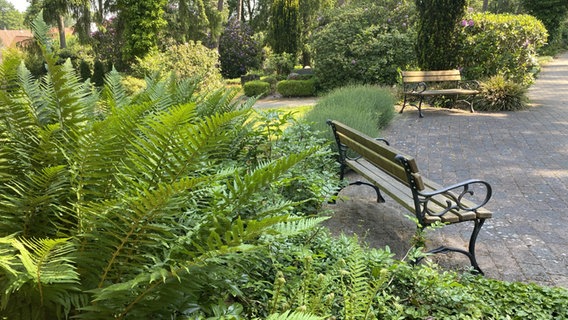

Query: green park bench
[327,119,493,274]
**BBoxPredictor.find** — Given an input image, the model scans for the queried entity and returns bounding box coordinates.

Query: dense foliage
[116,0,167,62]
[0,18,338,319]
[521,0,568,45]
[228,229,568,319]
[133,41,224,92]
[311,1,416,91]
[219,19,262,79]
[244,79,270,97]
[458,13,548,84]
[277,79,317,97]
[415,0,467,70]
[303,85,397,140]
[269,0,300,56]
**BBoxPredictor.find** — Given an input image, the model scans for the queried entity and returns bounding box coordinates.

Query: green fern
[267,310,325,320]
[0,14,333,319]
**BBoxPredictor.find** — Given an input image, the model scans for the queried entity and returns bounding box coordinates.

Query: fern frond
[30,11,52,53]
[339,237,383,320]
[101,67,131,111]
[11,237,79,303]
[1,165,68,237]
[226,147,318,208]
[195,87,240,117]
[270,217,330,237]
[267,310,325,320]
[125,107,249,188]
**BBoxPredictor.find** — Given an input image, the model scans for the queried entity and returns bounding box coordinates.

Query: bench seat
[328,120,493,274]
[401,70,480,117]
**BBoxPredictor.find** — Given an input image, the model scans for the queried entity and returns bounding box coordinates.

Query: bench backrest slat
[402,70,462,83]
[330,121,424,191]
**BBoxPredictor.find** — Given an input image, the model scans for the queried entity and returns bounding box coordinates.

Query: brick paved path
[325,52,568,288]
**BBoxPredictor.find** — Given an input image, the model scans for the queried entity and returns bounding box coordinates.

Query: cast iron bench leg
[349,181,386,203]
[413,218,486,275]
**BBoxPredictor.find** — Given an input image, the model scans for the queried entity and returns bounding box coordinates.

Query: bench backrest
[328,120,425,191]
[402,70,462,83]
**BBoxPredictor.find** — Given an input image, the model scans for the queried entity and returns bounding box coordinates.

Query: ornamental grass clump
[303,85,396,140]
[476,75,529,111]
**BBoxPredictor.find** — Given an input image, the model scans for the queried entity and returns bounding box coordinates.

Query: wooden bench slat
[351,159,473,224]
[401,69,479,117]
[328,119,492,274]
[331,121,420,173]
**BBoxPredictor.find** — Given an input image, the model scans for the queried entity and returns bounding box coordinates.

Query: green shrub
[133,41,223,92]
[121,75,147,95]
[276,79,316,97]
[458,13,548,85]
[263,50,296,76]
[244,80,271,97]
[229,225,568,319]
[92,60,106,87]
[311,1,416,91]
[475,75,529,111]
[78,59,91,82]
[303,85,396,140]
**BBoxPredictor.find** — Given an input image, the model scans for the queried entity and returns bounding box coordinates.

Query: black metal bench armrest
[405,82,428,94]
[417,179,492,218]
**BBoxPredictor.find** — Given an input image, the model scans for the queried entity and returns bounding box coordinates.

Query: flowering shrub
[218,19,261,79]
[311,1,416,91]
[91,18,126,70]
[458,13,548,85]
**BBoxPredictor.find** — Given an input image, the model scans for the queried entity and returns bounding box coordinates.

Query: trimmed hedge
[277,79,316,97]
[244,80,270,97]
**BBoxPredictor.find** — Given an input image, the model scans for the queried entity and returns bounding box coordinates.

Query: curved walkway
[374,52,568,287]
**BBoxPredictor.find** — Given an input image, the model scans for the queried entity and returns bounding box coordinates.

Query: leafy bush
[475,75,529,111]
[121,75,147,95]
[276,79,316,97]
[0,18,337,319]
[219,18,262,79]
[133,41,223,92]
[244,80,271,97]
[263,50,296,75]
[458,13,548,85]
[311,1,416,91]
[522,0,568,46]
[303,85,396,140]
[91,59,106,87]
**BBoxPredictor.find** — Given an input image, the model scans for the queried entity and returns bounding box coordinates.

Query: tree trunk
[57,15,66,49]
[236,0,242,21]
[218,0,223,11]
[482,0,488,11]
